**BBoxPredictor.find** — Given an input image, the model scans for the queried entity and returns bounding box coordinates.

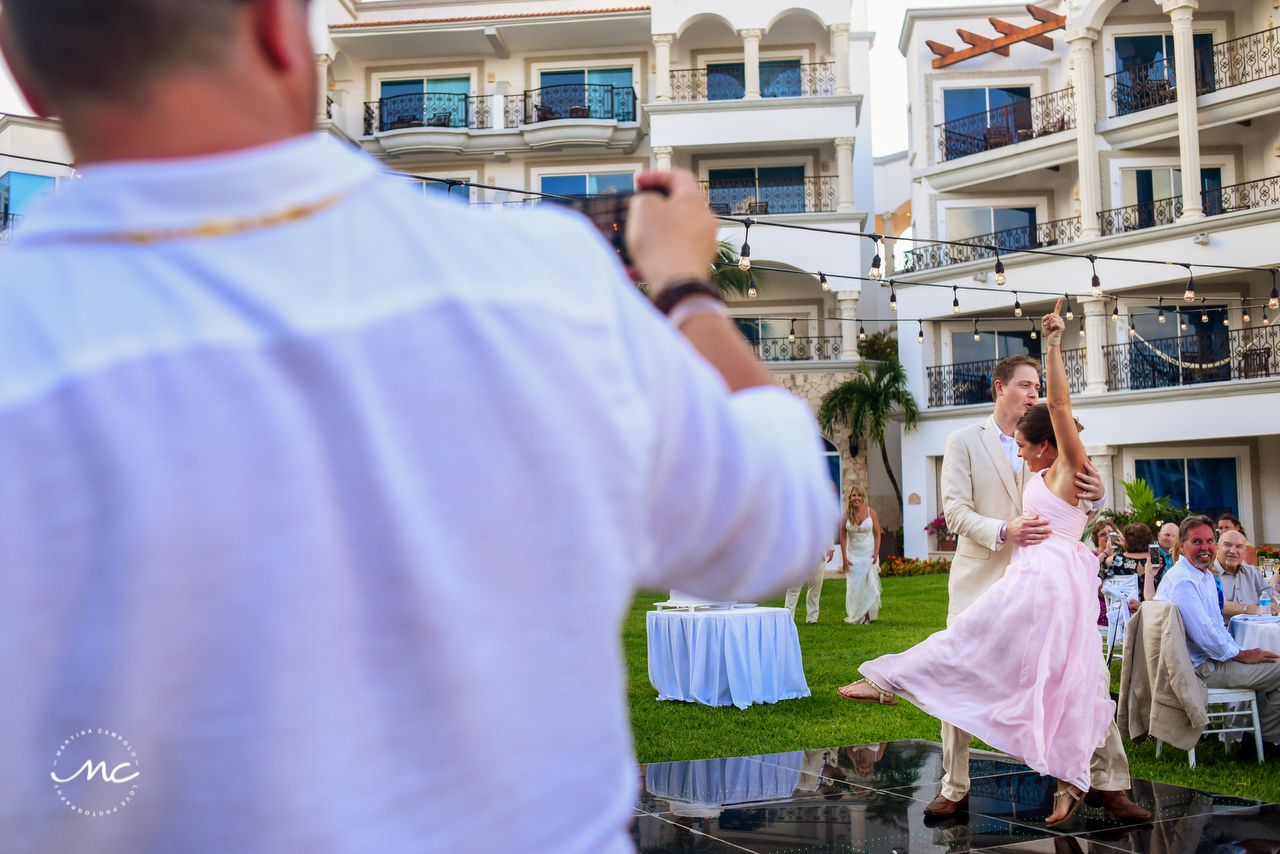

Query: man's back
[0,137,835,853]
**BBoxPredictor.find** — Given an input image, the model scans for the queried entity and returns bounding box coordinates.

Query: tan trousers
[784,563,825,623]
[1201,657,1280,743]
[938,615,1131,801]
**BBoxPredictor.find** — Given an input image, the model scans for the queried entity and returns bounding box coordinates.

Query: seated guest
[1154,516,1280,749]
[1217,530,1276,623]
[1090,521,1119,627]
[1157,521,1179,569]
[1101,523,1161,613]
[1217,513,1259,566]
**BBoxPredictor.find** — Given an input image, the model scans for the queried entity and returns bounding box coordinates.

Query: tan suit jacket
[941,415,1027,618]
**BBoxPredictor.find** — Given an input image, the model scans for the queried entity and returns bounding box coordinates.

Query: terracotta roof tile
[332,6,650,29]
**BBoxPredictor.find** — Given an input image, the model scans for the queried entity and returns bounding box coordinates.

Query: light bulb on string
[738,221,752,271]
[1089,255,1101,298]
[788,319,796,343]
[1265,307,1271,325]
[1244,307,1252,323]
[1112,302,1119,322]
[1180,314,1188,331]
[952,286,960,315]
[994,256,1006,287]
[1271,270,1279,309]
[1184,266,1195,301]
[973,318,981,341]
[1200,298,1209,324]
[1029,317,1037,340]
[889,282,898,312]
[868,236,883,281]
[917,323,924,343]
[1158,296,1166,323]
[819,272,829,291]
[1223,312,1230,327]
[859,322,867,342]
[1079,317,1086,337]
[1064,295,1074,320]
[747,275,757,298]
[1128,315,1137,337]
[1013,293,1022,317]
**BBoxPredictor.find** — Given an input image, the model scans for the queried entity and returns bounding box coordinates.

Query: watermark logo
[51,729,139,817]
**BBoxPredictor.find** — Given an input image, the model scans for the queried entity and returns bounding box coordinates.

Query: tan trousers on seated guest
[784,563,825,623]
[1200,658,1280,743]
[939,617,1131,801]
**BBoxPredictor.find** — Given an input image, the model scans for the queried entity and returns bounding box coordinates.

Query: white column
[829,24,851,96]
[880,211,897,276]
[314,54,332,123]
[741,30,763,99]
[835,137,856,212]
[653,34,674,102]
[1085,445,1120,510]
[652,146,673,172]
[1163,0,1204,220]
[839,293,861,360]
[1082,296,1109,394]
[1068,30,1102,239]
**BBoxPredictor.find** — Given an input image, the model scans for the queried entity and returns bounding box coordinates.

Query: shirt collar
[16,134,381,244]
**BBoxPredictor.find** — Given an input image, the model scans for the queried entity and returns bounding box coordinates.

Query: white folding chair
[1155,688,1264,768]
[1101,575,1139,666]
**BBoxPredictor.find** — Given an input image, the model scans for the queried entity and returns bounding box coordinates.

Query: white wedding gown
[844,514,881,624]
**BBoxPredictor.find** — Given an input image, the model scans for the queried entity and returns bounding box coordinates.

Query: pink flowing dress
[859,470,1114,791]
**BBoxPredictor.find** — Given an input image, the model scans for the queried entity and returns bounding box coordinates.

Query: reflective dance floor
[634,740,1275,853]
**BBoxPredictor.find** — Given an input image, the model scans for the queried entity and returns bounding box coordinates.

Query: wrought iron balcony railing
[1196,27,1280,93]
[900,217,1081,273]
[753,336,844,362]
[1097,195,1182,235]
[700,176,837,215]
[1108,56,1179,116]
[936,88,1076,162]
[363,93,491,135]
[1104,326,1280,392]
[504,84,636,126]
[1203,174,1280,215]
[1099,174,1280,233]
[668,62,836,103]
[926,350,1087,407]
[0,211,21,245]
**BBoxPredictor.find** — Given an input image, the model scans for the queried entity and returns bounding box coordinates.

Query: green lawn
[625,575,1280,802]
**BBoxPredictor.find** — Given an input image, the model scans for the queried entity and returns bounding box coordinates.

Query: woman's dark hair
[1090,521,1116,548]
[1014,403,1084,449]
[1217,512,1246,536]
[1122,522,1153,554]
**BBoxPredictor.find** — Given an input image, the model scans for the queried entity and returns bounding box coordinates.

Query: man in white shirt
[928,356,1147,822]
[1154,517,1280,745]
[1217,530,1276,624]
[0,3,838,853]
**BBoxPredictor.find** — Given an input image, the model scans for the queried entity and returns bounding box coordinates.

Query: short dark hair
[1014,402,1083,449]
[991,354,1042,398]
[1216,512,1246,536]
[2,0,253,104]
[1179,515,1216,545]
[1122,523,1153,554]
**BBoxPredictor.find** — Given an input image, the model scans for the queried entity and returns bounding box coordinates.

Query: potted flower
[926,515,956,551]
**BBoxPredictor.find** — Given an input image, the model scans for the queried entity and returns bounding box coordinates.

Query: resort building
[0,113,71,246]
[893,0,1280,557]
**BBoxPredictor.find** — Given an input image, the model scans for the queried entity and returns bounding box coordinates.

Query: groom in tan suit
[926,354,1151,823]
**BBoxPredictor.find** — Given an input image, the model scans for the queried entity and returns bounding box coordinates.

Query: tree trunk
[880,441,903,510]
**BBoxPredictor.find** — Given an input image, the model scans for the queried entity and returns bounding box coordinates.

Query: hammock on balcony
[1131,329,1268,371]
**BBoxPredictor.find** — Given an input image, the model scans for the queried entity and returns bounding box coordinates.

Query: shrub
[880,556,951,577]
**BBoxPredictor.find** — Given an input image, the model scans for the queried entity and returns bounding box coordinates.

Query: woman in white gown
[841,487,881,624]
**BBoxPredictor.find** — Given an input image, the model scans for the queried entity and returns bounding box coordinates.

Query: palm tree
[708,240,764,298]
[818,359,920,509]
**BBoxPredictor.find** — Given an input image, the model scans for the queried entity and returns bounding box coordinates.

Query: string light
[1200,298,1209,324]
[1079,317,1085,336]
[889,282,898,312]
[859,322,867,342]
[1180,313,1188,330]
[917,323,924,343]
[1244,306,1252,323]
[1271,270,1279,309]
[1112,302,1119,322]
[1158,296,1166,323]
[868,236,883,281]
[1064,295,1074,320]
[747,275,757,298]
[973,318,981,341]
[738,220,752,271]
[1128,315,1137,336]
[994,255,1006,287]
[819,272,829,291]
[1223,312,1230,327]
[1028,318,1037,340]
[952,286,960,315]
[1265,307,1271,325]
[1184,266,1195,301]
[1013,293,1022,317]
[788,318,796,342]
[1089,255,1101,298]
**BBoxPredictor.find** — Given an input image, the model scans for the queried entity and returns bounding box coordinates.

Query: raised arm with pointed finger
[1039,299,1089,505]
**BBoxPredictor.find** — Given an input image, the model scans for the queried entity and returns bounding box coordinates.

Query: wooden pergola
[926,5,1067,69]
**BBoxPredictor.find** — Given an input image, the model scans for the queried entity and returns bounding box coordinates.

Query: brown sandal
[1046,785,1085,827]
[837,678,898,705]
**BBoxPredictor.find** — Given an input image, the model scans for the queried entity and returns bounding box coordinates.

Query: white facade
[0,114,72,245]
[894,0,1280,558]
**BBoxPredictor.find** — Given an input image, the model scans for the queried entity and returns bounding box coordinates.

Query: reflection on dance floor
[633,739,1277,853]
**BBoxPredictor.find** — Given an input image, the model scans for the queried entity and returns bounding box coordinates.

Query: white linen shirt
[1155,557,1242,667]
[0,136,838,854]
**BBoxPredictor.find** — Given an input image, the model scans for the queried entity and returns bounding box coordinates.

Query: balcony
[504,83,636,126]
[701,176,837,216]
[936,88,1076,163]
[0,212,20,246]
[926,351,1087,407]
[900,217,1081,273]
[1098,175,1280,235]
[669,62,836,103]
[1108,56,1179,117]
[752,335,844,362]
[363,92,492,135]
[1104,326,1279,392]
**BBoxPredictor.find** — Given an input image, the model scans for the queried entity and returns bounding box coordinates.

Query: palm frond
[708,241,765,298]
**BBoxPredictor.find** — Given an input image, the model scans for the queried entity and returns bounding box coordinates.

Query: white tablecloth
[645,752,804,807]
[1229,615,1280,651]
[646,606,810,709]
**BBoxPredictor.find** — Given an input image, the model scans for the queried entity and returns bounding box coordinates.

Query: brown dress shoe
[923,793,969,816]
[1083,789,1153,821]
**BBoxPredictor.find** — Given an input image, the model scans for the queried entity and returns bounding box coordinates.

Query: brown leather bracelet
[651,279,722,316]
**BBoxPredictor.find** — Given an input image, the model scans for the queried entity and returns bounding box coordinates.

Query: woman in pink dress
[839,300,1113,826]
